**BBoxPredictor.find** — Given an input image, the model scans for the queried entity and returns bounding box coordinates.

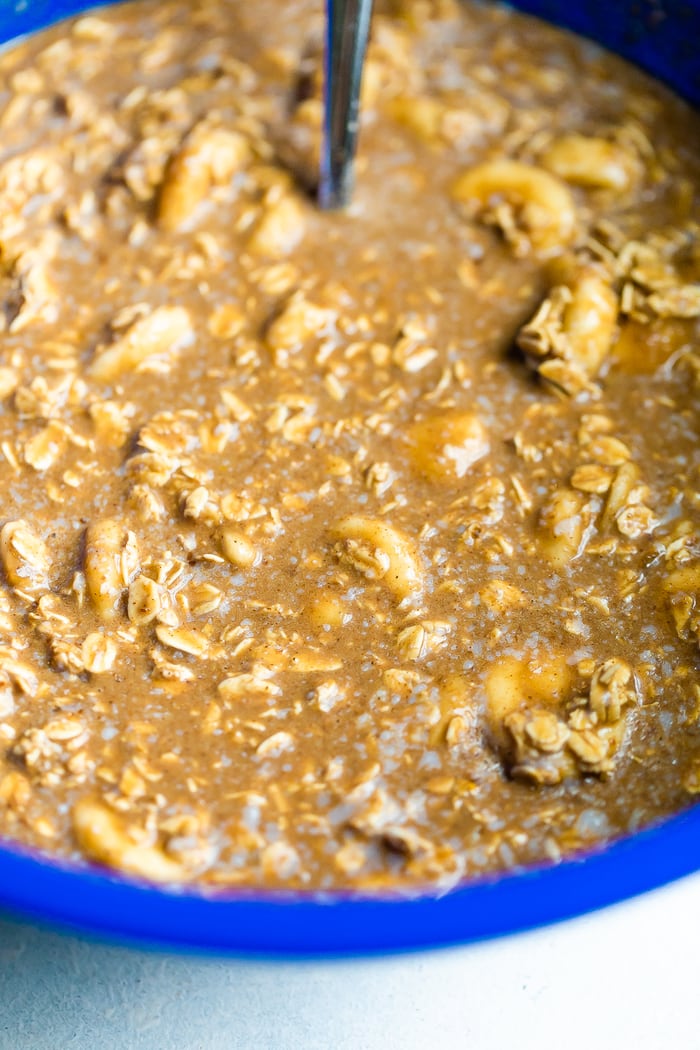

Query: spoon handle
[319,0,374,209]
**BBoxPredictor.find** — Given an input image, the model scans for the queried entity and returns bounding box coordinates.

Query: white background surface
[0,871,698,1050]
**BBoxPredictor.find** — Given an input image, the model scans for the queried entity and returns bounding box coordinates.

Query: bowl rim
[0,0,699,956]
[2,804,700,955]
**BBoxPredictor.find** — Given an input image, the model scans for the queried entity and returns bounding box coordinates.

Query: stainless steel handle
[319,0,374,209]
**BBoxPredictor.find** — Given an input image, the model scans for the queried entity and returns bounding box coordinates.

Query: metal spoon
[319,0,374,209]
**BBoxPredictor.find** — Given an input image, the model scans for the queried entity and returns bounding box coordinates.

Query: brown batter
[0,0,697,891]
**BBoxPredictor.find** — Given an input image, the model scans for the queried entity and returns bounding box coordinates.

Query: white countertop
[1,870,697,1050]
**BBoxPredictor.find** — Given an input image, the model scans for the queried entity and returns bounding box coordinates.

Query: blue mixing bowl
[0,0,698,956]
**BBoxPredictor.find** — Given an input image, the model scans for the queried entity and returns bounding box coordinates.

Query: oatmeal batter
[0,0,697,890]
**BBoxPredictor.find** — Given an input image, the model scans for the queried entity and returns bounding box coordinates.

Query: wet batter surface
[0,0,698,891]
